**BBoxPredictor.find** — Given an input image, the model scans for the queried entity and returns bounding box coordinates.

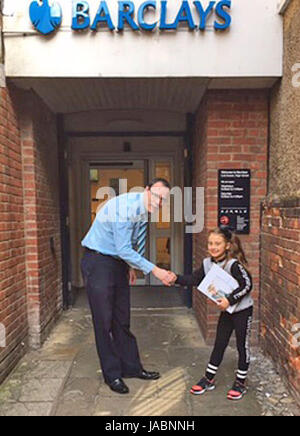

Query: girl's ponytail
[210,227,249,268]
[228,234,248,268]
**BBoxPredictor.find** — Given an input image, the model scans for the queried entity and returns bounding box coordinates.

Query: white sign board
[3,0,282,78]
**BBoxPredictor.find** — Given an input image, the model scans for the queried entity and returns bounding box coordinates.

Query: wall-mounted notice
[218,169,251,234]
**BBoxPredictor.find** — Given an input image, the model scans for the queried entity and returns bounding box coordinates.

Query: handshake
[152,267,177,287]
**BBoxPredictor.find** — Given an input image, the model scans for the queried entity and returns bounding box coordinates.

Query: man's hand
[216,297,230,311]
[166,271,177,286]
[152,267,175,287]
[129,269,137,285]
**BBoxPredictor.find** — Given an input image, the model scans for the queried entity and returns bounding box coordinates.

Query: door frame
[148,157,175,285]
[72,144,184,288]
[84,156,175,286]
[88,159,148,285]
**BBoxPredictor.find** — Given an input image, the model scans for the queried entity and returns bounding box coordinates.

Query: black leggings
[209,307,253,372]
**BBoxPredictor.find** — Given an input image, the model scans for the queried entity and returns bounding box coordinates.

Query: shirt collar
[211,256,227,264]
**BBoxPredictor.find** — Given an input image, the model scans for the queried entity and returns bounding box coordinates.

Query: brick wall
[16,85,63,348]
[0,82,63,382]
[0,86,27,382]
[261,199,300,403]
[265,0,300,405]
[192,95,209,338]
[192,89,269,345]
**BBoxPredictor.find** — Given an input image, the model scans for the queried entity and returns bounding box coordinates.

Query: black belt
[85,247,126,265]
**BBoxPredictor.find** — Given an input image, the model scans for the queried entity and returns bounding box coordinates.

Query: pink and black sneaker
[227,380,247,401]
[190,377,216,395]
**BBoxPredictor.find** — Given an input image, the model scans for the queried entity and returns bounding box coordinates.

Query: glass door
[88,159,174,286]
[89,161,147,285]
[150,160,173,285]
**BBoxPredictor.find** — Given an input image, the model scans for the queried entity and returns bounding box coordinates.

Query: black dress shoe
[139,369,161,380]
[125,369,161,380]
[108,378,129,394]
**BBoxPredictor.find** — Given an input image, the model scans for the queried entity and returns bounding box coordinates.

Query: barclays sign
[29,0,232,35]
[30,0,63,35]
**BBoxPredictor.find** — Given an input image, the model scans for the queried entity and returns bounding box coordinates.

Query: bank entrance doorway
[88,158,174,286]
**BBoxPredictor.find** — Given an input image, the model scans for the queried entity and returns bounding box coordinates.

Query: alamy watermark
[291,63,300,88]
[292,323,300,349]
[0,323,6,348]
[94,180,205,234]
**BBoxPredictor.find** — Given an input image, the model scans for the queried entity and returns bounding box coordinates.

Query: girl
[175,227,253,401]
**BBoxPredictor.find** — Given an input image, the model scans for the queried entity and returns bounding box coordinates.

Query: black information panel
[218,169,251,234]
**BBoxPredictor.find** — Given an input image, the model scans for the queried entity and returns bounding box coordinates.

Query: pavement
[0,288,264,416]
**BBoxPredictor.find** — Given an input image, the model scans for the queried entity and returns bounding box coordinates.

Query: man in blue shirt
[81,178,176,394]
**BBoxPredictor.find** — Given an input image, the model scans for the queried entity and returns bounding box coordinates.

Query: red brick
[192,90,268,344]
[0,84,63,384]
[261,202,300,404]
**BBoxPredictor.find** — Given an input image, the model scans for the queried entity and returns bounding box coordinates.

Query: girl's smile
[208,234,230,261]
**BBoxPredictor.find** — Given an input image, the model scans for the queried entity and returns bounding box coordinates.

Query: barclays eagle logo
[29,0,62,35]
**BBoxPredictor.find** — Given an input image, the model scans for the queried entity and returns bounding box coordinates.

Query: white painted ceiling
[11,77,208,115]
[10,77,276,116]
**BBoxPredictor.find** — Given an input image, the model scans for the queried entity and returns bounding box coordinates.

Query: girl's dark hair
[209,227,248,267]
[147,178,171,190]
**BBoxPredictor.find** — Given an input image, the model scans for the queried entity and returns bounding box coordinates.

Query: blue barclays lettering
[159,0,176,30]
[214,0,231,30]
[193,1,215,31]
[72,1,90,29]
[138,2,158,31]
[90,1,115,30]
[70,0,232,33]
[173,1,196,31]
[118,1,140,31]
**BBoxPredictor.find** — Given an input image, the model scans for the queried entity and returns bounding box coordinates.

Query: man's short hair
[147,178,171,190]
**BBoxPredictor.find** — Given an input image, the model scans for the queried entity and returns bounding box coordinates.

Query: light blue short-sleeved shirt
[81,192,155,275]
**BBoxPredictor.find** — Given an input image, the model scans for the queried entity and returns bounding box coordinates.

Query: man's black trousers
[81,250,143,384]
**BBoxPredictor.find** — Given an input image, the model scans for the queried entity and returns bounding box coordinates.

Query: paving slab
[0,401,53,417]
[0,289,298,416]
[54,377,101,417]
